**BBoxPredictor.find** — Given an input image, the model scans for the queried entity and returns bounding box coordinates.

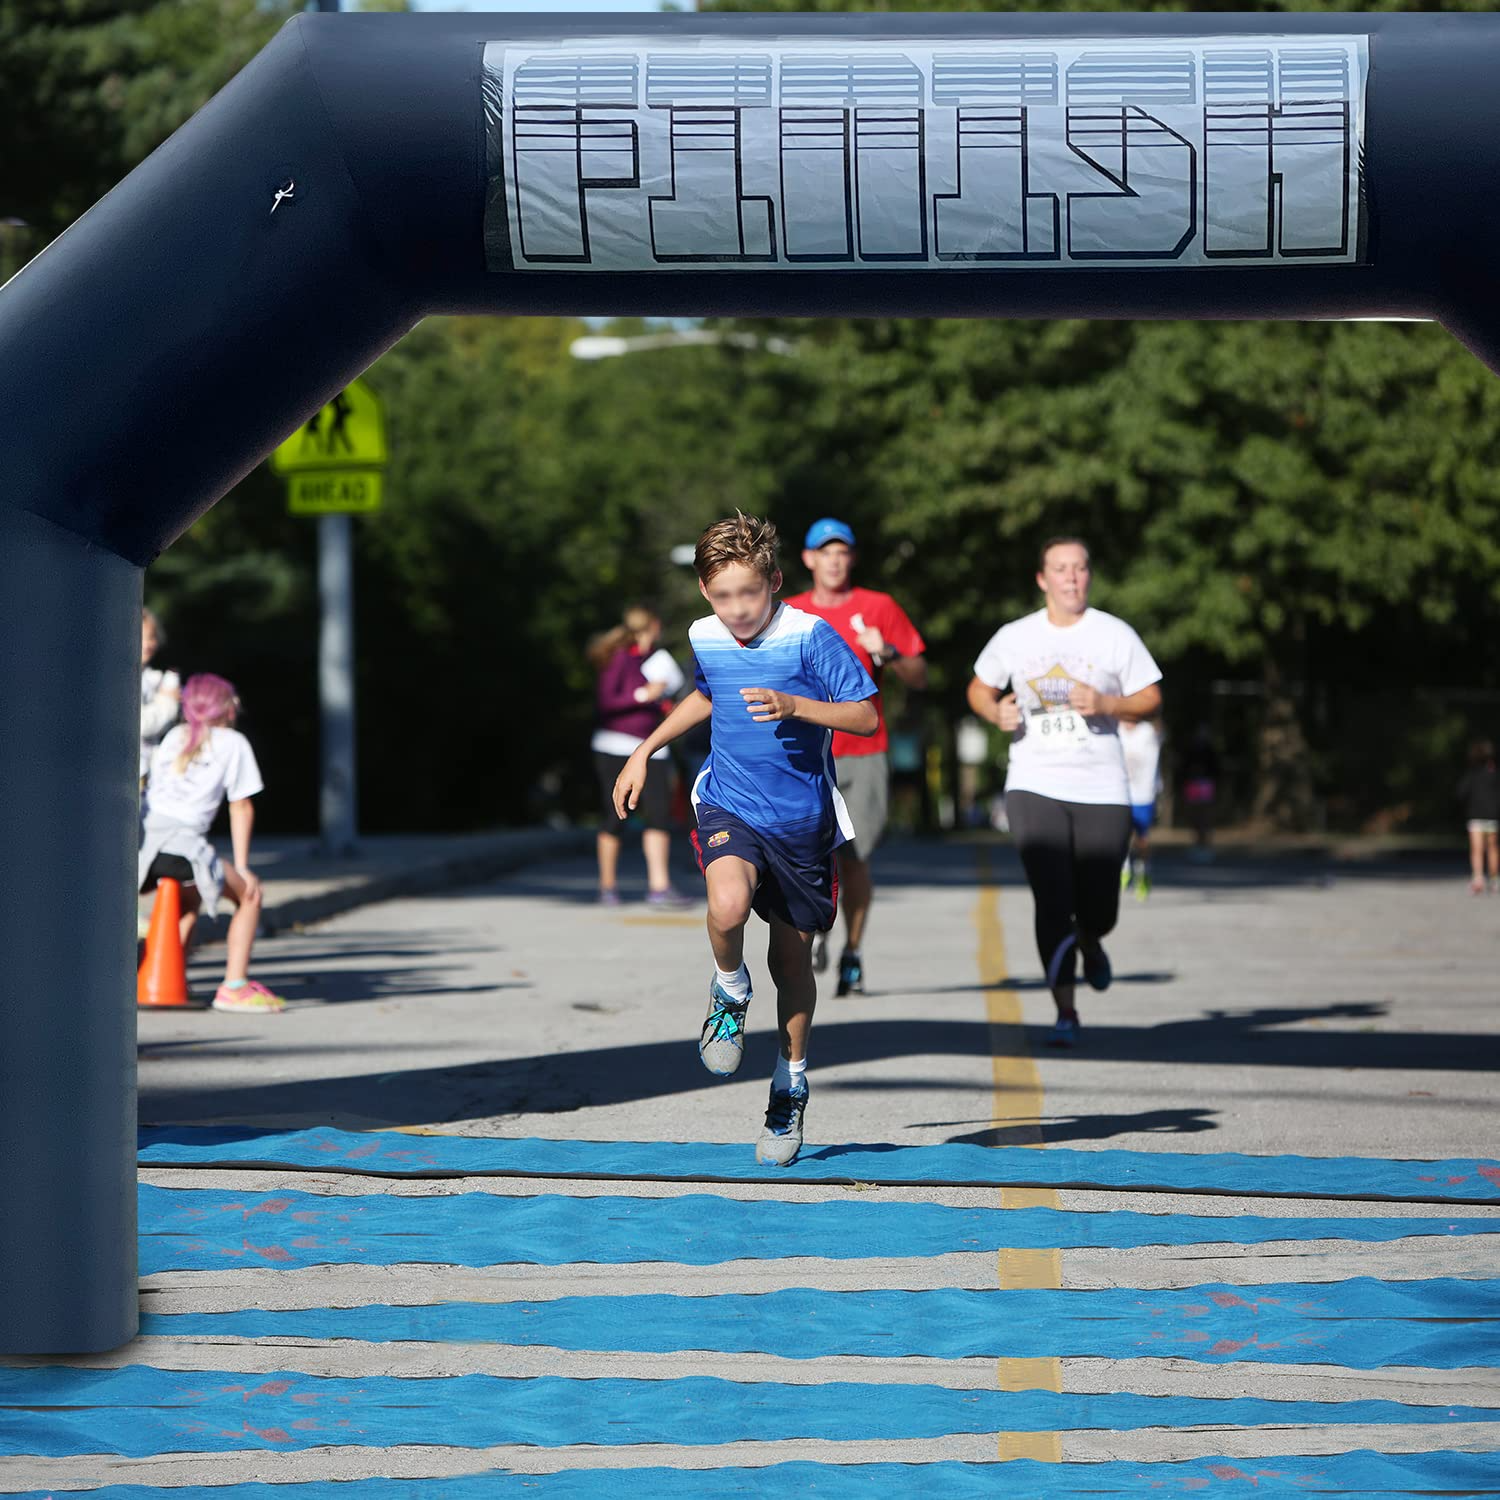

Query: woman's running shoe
[1047,1013,1081,1048]
[212,980,286,1013]
[1078,934,1112,991]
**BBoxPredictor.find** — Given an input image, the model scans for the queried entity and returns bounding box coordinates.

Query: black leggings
[1006,790,1133,992]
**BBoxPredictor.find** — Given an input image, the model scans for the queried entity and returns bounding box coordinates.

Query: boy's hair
[1038,535,1090,572]
[695,512,779,585]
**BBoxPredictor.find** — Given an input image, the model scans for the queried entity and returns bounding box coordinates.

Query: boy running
[614,513,877,1165]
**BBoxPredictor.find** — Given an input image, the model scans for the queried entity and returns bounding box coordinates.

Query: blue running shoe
[1047,1013,1081,1049]
[756,1081,808,1166]
[1078,933,1112,992]
[699,975,750,1076]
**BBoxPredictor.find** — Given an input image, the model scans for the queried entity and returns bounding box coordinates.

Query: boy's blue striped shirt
[690,604,877,841]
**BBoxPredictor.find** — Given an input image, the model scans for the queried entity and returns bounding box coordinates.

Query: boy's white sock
[714,963,751,1003]
[773,1054,807,1094]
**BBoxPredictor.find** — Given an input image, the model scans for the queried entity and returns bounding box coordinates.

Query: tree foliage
[12,0,1500,832]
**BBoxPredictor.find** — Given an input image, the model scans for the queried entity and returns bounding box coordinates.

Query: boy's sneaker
[756,1082,808,1166]
[836,949,864,997]
[1046,1013,1081,1048]
[645,886,694,910]
[811,933,829,974]
[699,975,751,1076]
[212,980,286,1014]
[1078,933,1112,992]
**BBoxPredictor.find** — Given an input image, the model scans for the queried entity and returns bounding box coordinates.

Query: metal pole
[318,513,358,856]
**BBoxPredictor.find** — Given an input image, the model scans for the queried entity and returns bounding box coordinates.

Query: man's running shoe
[811,933,829,974]
[1046,1013,1081,1048]
[836,949,864,997]
[1134,871,1152,902]
[1078,933,1112,992]
[1120,865,1132,893]
[755,1081,808,1166]
[699,974,751,1076]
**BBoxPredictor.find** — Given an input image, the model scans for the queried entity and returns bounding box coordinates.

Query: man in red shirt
[786,517,927,995]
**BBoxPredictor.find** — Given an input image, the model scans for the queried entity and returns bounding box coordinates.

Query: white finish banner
[482,36,1368,273]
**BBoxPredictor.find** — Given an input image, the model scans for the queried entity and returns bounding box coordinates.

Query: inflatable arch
[3,10,1499,1352]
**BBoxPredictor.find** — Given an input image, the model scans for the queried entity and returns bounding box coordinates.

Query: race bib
[1025,707,1091,751]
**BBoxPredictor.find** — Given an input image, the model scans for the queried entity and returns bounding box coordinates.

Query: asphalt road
[6,839,1498,1491]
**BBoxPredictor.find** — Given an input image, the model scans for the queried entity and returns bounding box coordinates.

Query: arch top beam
[4,11,1500,565]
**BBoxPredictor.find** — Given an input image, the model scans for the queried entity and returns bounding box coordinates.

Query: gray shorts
[836,751,890,862]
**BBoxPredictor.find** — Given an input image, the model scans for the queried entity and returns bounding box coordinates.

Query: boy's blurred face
[700,560,782,641]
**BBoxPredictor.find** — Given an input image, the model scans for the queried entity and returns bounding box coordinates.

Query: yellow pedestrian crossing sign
[271,379,387,474]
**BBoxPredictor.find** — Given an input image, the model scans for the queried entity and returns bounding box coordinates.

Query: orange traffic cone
[137,877,198,1009]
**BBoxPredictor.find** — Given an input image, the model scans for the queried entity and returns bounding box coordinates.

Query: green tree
[0,0,296,241]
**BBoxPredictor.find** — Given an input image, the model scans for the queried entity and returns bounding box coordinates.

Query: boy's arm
[614,691,713,817]
[740,687,878,737]
[634,689,712,759]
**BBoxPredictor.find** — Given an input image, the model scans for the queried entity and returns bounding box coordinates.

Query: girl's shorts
[141,853,196,892]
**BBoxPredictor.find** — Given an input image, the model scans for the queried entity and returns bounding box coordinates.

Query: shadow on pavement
[138,1005,1496,1134]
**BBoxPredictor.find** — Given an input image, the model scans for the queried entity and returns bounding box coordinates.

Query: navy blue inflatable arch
[2,10,1498,1352]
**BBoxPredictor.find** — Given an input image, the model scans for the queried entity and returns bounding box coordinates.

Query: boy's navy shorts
[691,803,839,935]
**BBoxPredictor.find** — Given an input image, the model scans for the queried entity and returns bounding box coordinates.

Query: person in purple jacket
[588,605,694,907]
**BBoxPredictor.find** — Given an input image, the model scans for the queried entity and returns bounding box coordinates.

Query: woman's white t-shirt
[143,724,265,835]
[973,608,1162,805]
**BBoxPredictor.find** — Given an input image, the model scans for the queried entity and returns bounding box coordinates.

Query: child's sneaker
[1047,1013,1081,1048]
[699,974,750,1076]
[755,1082,808,1166]
[1134,871,1152,902]
[212,979,286,1013]
[599,887,622,907]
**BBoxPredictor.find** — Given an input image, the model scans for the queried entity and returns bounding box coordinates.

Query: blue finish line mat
[136,1183,1500,1274]
[137,1125,1500,1203]
[3,1366,1496,1456]
[10,1452,1500,1497]
[143,1277,1500,1369]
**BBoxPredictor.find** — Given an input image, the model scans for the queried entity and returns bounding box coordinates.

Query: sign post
[271,378,388,856]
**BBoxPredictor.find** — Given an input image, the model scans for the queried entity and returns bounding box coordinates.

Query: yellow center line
[975,848,1063,1465]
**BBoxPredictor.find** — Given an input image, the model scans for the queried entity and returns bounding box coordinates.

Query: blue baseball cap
[804,517,856,550]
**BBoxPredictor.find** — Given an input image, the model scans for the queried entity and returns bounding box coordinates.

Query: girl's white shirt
[143,724,264,836]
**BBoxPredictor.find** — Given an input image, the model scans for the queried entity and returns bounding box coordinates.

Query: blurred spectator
[1458,738,1499,894]
[140,608,180,787]
[1180,723,1221,862]
[588,606,693,907]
